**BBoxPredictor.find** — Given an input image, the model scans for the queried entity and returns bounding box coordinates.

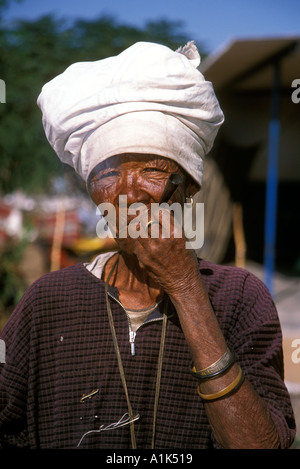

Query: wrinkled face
[87,153,196,209]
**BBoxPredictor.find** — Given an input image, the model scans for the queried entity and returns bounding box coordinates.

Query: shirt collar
[84,251,116,279]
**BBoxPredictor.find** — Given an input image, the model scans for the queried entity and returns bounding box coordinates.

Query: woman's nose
[117,173,150,206]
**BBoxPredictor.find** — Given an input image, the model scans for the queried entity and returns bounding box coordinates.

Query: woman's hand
[114,204,200,296]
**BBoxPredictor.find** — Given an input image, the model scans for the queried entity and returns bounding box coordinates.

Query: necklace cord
[105,254,137,449]
[152,309,167,449]
[105,253,168,449]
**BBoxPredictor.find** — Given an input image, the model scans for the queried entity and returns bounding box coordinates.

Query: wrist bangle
[197,365,245,401]
[190,347,236,381]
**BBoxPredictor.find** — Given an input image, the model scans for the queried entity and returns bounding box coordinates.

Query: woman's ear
[186,180,200,198]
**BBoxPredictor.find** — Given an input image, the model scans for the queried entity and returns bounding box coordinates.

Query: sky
[2,0,300,53]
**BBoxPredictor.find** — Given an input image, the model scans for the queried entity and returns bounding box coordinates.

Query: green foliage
[0,238,27,330]
[0,13,205,195]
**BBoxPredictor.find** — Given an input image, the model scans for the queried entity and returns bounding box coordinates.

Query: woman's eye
[95,170,119,181]
[143,167,166,173]
[102,170,118,177]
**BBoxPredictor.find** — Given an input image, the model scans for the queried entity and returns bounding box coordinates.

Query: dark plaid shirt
[0,259,296,449]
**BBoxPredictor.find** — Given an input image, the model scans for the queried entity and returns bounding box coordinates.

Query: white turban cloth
[37,41,224,186]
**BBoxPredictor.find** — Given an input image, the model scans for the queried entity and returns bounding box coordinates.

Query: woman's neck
[102,252,163,309]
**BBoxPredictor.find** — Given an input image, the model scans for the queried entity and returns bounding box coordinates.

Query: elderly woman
[0,42,296,449]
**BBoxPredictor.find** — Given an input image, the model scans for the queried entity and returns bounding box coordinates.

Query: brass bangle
[197,366,245,401]
[190,347,236,381]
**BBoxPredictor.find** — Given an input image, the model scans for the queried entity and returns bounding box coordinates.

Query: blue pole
[264,61,280,296]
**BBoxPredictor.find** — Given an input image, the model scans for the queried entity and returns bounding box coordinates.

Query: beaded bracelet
[190,347,236,381]
[197,365,245,401]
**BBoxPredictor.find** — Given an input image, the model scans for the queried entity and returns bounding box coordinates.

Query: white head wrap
[37,41,224,186]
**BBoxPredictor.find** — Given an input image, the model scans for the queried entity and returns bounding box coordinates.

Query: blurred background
[0,0,299,447]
